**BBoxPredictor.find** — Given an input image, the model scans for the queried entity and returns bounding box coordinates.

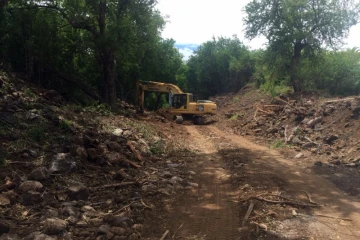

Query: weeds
[60,119,73,132]
[270,139,291,149]
[29,126,47,142]
[230,114,238,120]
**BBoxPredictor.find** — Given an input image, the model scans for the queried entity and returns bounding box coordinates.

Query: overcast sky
[156,0,360,59]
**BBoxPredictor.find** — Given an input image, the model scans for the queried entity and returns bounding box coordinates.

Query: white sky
[156,0,360,58]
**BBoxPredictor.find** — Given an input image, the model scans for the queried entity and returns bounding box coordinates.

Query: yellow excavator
[136,80,217,124]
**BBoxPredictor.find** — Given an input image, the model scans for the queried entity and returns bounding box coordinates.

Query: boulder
[19,181,43,192]
[43,218,68,235]
[28,167,50,181]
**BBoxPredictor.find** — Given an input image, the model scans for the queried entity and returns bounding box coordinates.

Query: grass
[60,119,73,132]
[230,114,238,120]
[270,140,292,149]
[28,126,47,142]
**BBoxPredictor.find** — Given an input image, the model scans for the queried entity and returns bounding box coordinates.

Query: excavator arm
[136,80,183,112]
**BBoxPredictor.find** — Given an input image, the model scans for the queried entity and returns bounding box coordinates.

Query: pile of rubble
[0,72,196,239]
[218,87,360,167]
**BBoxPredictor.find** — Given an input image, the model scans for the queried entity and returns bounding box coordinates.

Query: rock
[23,231,56,240]
[98,225,110,234]
[22,191,43,205]
[26,109,40,120]
[87,218,103,227]
[43,218,68,235]
[70,145,88,160]
[19,181,43,192]
[162,171,173,178]
[122,130,132,137]
[167,163,179,168]
[314,161,323,166]
[188,171,196,175]
[109,227,126,236]
[0,220,10,235]
[323,135,339,145]
[68,183,89,201]
[0,234,21,240]
[62,205,76,217]
[106,142,122,151]
[0,194,10,206]
[42,209,59,219]
[291,136,302,145]
[294,153,304,159]
[187,182,199,188]
[132,224,143,231]
[28,167,50,181]
[128,233,141,240]
[75,221,88,228]
[302,142,317,149]
[112,128,124,136]
[157,188,170,196]
[22,149,38,158]
[48,153,77,173]
[111,217,134,228]
[86,148,98,161]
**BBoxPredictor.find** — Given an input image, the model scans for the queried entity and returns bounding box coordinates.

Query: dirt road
[146,125,360,239]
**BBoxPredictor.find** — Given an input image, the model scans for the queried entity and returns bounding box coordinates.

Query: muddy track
[146,125,360,239]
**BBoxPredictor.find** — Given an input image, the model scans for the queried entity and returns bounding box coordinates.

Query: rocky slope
[0,72,195,240]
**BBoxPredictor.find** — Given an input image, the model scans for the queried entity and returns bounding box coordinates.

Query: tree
[244,0,360,92]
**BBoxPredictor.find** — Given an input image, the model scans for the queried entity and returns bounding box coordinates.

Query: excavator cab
[172,94,188,109]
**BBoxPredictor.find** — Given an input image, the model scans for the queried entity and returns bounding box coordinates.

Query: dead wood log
[126,141,143,163]
[241,194,321,208]
[242,200,255,226]
[325,97,360,103]
[90,182,139,191]
[159,230,170,240]
[106,153,141,168]
[306,117,323,128]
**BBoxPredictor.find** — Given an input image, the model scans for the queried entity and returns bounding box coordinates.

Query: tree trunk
[290,41,304,93]
[99,0,117,110]
[102,50,117,110]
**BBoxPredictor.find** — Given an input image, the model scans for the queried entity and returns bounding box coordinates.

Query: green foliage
[186,36,255,98]
[60,119,73,132]
[244,0,360,92]
[230,114,238,120]
[28,126,47,142]
[150,140,165,154]
[270,140,291,149]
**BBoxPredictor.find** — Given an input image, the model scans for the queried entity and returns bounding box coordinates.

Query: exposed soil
[144,125,360,239]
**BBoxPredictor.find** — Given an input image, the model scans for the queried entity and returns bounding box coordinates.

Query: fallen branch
[302,191,318,205]
[126,141,143,163]
[241,194,321,208]
[297,213,352,221]
[242,200,255,226]
[90,181,138,191]
[160,230,170,240]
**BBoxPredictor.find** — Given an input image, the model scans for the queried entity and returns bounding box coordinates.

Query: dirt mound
[0,72,192,239]
[212,85,360,196]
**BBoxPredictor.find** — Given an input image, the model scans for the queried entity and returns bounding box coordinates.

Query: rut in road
[167,125,239,239]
